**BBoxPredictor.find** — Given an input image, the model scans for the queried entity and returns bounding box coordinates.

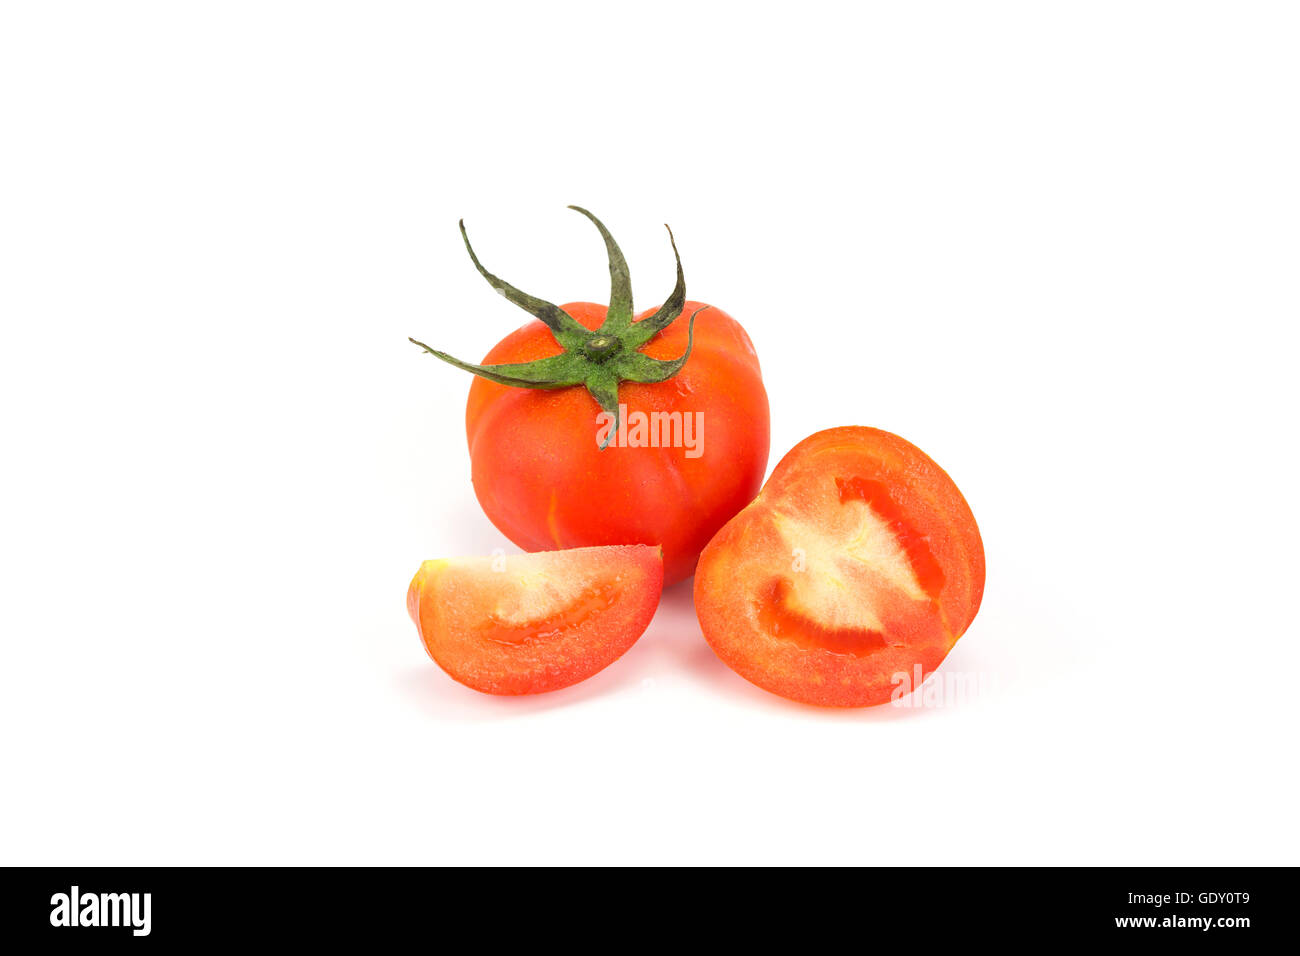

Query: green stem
[412,208,701,449]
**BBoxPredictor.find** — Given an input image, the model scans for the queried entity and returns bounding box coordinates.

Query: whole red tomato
[412,208,770,584]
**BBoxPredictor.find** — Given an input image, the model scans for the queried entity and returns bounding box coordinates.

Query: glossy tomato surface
[407,544,663,695]
[464,301,769,585]
[694,427,984,707]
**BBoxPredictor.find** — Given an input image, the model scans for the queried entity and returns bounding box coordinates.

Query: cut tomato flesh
[694,427,985,707]
[835,475,946,600]
[407,544,663,695]
[475,580,620,646]
[755,577,891,655]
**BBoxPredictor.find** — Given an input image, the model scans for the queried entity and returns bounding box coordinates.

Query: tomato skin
[464,301,769,585]
[407,544,663,695]
[693,427,985,707]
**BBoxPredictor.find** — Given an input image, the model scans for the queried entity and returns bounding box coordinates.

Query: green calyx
[409,206,706,448]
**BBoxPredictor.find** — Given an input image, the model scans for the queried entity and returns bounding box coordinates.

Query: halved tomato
[694,427,985,707]
[407,544,663,695]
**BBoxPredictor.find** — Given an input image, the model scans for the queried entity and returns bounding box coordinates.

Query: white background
[2,2,1297,866]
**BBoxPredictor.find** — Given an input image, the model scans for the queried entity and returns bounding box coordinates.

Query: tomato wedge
[694,427,985,707]
[407,544,663,695]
